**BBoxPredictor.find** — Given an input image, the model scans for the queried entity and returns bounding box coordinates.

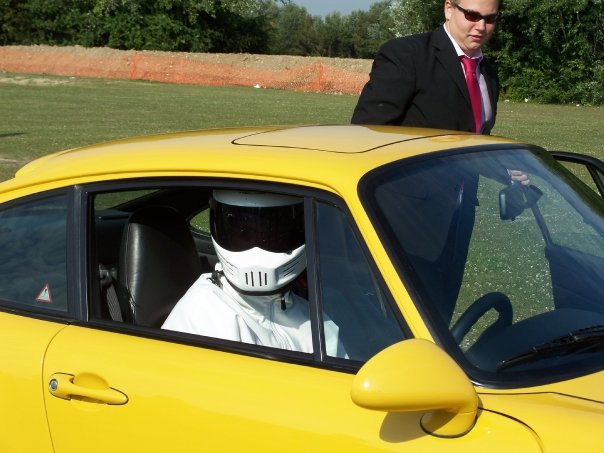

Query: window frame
[78,177,409,372]
[0,187,78,321]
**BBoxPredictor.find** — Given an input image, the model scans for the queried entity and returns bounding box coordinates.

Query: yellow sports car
[0,125,602,452]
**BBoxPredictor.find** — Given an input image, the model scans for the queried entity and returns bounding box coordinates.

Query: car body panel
[479,391,604,452]
[478,369,604,402]
[231,125,442,152]
[0,126,514,201]
[0,312,65,452]
[43,326,542,453]
[0,125,602,451]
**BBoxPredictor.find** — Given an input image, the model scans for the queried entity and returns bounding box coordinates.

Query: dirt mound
[0,45,372,94]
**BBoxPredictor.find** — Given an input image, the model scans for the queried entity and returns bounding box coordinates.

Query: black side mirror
[499,184,543,221]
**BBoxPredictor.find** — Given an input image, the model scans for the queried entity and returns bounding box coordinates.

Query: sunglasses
[454,3,500,24]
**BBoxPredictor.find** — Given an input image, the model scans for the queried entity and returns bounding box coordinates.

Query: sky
[291,0,381,16]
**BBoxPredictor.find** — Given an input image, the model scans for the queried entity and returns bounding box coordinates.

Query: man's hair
[449,0,503,8]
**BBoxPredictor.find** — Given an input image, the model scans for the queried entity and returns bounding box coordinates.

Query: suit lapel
[480,59,498,132]
[481,60,498,110]
[431,26,470,105]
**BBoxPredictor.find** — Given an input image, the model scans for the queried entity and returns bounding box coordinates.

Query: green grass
[0,72,358,181]
[493,101,604,155]
[2,71,603,183]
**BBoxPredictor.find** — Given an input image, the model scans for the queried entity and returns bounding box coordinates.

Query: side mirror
[499,184,543,221]
[351,339,478,438]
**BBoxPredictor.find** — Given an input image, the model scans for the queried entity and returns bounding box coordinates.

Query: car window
[0,194,68,311]
[88,184,406,364]
[535,175,604,257]
[556,161,601,195]
[189,207,210,234]
[91,186,318,350]
[457,174,553,344]
[315,201,404,361]
[94,190,158,210]
[364,147,604,385]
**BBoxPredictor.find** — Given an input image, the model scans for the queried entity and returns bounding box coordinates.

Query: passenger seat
[118,206,204,327]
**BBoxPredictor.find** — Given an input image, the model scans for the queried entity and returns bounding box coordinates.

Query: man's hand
[508,169,530,186]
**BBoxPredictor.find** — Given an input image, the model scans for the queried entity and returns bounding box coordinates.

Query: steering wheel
[451,292,513,344]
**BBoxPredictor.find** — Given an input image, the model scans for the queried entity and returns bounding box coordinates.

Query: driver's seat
[118,206,204,327]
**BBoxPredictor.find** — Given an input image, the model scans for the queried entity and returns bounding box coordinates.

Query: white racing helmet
[210,190,306,294]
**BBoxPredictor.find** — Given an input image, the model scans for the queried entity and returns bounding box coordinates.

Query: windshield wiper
[497,324,604,371]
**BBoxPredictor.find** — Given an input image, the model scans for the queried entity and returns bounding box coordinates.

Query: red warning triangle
[36,283,52,304]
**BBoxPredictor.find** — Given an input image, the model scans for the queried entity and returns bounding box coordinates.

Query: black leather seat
[118,206,204,327]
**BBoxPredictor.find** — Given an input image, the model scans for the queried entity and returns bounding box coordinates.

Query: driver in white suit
[162,190,345,357]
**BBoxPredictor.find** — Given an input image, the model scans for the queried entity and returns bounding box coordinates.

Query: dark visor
[211,200,305,253]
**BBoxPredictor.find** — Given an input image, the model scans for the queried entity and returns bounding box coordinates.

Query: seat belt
[100,266,123,322]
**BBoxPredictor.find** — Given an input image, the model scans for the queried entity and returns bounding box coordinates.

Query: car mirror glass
[499,184,542,221]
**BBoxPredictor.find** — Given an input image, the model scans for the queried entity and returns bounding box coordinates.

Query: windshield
[362,145,604,386]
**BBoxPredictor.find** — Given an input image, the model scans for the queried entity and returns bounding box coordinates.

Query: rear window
[0,194,68,312]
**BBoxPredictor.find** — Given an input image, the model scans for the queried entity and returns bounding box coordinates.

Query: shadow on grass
[0,132,25,139]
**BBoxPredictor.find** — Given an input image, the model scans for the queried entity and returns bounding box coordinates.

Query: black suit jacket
[351,26,499,134]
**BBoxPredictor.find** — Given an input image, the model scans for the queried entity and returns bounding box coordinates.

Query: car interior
[89,184,405,361]
[92,187,215,326]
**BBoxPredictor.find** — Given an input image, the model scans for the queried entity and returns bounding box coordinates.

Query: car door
[41,184,541,452]
[551,151,604,197]
[0,191,73,453]
[42,326,543,453]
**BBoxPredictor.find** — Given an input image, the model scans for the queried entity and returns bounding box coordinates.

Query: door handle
[48,372,128,405]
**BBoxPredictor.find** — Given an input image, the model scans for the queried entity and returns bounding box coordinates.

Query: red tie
[460,56,482,133]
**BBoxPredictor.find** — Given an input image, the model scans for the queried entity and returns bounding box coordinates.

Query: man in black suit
[352,0,501,134]
[351,1,533,330]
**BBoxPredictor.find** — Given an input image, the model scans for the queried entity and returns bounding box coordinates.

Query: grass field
[1,72,603,182]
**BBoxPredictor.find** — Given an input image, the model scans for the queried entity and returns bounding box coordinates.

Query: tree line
[1,0,602,104]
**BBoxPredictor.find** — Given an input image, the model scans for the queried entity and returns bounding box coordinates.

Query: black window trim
[77,177,410,372]
[550,150,604,197]
[0,187,77,321]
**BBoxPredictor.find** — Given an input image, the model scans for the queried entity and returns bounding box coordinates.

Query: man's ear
[444,0,453,21]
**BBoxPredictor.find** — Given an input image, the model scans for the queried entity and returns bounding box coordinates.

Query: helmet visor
[211,200,305,253]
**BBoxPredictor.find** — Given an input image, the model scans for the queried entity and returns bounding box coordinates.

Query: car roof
[0,125,520,197]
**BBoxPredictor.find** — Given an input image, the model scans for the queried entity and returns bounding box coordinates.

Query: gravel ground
[0,45,373,94]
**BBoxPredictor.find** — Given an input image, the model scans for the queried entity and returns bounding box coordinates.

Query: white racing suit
[162,267,345,357]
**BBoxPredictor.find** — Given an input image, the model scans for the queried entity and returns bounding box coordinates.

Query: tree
[0,0,283,51]
[389,0,442,36]
[342,1,395,58]
[267,3,320,55]
[490,0,604,104]
[316,12,346,57]
[315,1,394,59]
[358,0,396,57]
[207,0,277,53]
[0,0,100,46]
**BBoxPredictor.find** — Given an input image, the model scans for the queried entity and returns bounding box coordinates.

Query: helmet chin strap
[210,267,224,289]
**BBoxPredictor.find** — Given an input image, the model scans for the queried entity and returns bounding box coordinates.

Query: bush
[490,0,604,105]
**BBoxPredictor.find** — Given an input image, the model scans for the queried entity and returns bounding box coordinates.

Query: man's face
[444,0,499,56]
